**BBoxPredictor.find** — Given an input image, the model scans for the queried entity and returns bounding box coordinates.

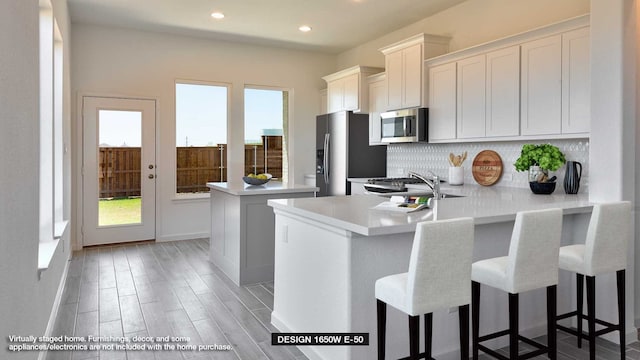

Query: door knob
[148,164,155,169]
[148,174,155,179]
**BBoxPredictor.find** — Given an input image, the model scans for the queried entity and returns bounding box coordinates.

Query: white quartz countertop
[268,184,592,236]
[207,181,318,196]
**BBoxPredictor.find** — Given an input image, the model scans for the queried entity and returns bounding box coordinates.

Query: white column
[589,0,637,343]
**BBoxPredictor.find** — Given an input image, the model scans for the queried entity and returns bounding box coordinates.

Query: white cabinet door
[386,51,403,110]
[368,75,387,145]
[521,35,562,135]
[486,45,520,137]
[343,73,359,111]
[403,43,423,108]
[456,54,486,138]
[428,62,457,141]
[327,80,343,113]
[562,27,590,134]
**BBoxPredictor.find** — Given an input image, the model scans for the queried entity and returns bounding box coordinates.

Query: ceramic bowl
[242,174,272,185]
[529,181,556,195]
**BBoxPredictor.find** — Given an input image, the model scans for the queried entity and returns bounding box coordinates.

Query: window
[39,0,65,272]
[175,81,229,193]
[244,87,289,181]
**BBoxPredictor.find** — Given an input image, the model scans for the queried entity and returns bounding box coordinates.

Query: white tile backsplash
[387,139,589,192]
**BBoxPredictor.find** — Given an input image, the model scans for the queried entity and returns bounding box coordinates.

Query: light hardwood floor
[47,239,639,360]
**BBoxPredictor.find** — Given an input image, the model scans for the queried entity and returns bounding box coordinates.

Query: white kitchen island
[207,181,317,286]
[267,186,593,360]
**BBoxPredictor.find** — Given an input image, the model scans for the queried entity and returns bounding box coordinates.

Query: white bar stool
[471,208,563,360]
[555,201,631,360]
[375,217,474,360]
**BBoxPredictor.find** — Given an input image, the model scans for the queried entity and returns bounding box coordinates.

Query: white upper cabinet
[323,66,383,114]
[368,73,387,145]
[384,42,423,110]
[428,62,457,141]
[485,45,520,137]
[385,50,403,110]
[561,27,590,134]
[381,34,450,111]
[424,15,589,143]
[456,54,486,138]
[520,35,562,136]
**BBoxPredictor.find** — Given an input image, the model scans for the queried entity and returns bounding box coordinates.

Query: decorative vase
[563,161,582,194]
[528,166,548,182]
[449,167,464,186]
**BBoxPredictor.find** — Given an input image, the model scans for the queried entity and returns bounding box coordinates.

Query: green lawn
[99,198,141,226]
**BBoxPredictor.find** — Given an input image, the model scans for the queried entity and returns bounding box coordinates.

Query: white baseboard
[38,255,71,360]
[156,232,210,242]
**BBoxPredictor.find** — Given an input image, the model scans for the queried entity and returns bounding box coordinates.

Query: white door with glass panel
[82,97,156,246]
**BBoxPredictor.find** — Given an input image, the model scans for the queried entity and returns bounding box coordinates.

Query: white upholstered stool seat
[469,256,508,292]
[376,217,474,360]
[556,201,631,360]
[472,208,563,360]
[558,244,585,274]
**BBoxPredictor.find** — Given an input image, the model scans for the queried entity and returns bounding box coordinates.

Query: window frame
[243,84,291,183]
[173,79,232,199]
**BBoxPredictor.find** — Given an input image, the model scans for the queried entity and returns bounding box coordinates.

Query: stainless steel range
[364,177,426,193]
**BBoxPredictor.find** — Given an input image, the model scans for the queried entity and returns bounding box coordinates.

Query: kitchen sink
[377,192,465,199]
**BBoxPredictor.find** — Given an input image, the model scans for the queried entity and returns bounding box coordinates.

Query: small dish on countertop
[529,181,556,195]
[242,173,272,185]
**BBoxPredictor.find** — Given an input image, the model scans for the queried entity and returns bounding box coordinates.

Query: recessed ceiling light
[211,12,225,19]
[299,25,312,32]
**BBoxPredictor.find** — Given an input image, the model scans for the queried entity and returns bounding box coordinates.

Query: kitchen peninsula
[207,181,317,286]
[267,186,593,360]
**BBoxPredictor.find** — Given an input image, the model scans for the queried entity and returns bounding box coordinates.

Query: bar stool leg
[547,285,557,360]
[586,276,596,360]
[472,281,480,360]
[425,313,433,360]
[617,270,625,360]
[409,315,420,360]
[509,293,519,360]
[577,274,584,348]
[459,305,469,360]
[377,300,386,360]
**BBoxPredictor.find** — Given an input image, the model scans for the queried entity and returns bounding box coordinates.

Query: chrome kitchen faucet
[408,171,442,200]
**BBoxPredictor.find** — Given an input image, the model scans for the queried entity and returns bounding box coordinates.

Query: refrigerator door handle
[324,133,330,184]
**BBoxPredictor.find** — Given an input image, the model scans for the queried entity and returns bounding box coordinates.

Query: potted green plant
[514,144,566,194]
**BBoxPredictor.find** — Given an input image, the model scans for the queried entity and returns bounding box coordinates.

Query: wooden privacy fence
[98,136,283,197]
[99,147,141,198]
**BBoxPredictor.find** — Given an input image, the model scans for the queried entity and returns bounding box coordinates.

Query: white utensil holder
[449,167,464,186]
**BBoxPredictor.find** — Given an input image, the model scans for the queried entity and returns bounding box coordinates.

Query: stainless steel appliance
[316,111,386,196]
[380,107,428,143]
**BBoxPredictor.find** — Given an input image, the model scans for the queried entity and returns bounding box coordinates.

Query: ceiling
[67,0,467,53]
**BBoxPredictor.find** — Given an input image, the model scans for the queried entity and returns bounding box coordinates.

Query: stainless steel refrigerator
[316,111,387,196]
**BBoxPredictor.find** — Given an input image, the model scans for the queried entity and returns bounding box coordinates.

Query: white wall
[336,0,590,68]
[71,25,335,246]
[0,0,73,358]
[589,0,637,341]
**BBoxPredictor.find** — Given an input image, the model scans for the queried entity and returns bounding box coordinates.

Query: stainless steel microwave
[380,107,428,143]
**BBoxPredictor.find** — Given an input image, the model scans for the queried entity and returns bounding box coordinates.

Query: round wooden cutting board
[472,150,503,186]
